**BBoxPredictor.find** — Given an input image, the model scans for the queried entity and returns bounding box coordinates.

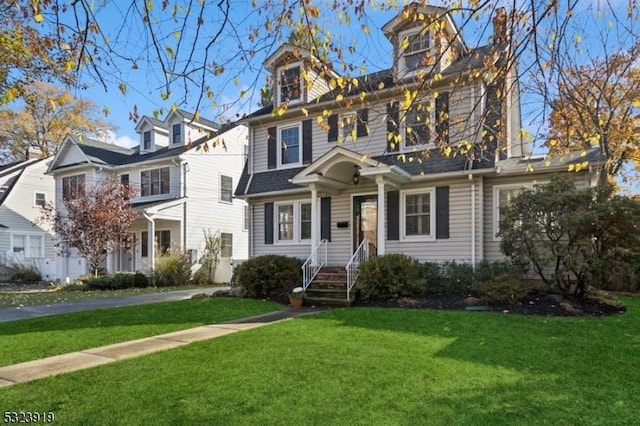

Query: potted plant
[289,287,304,308]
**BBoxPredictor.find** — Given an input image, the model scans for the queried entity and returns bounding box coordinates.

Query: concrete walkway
[0,287,231,323]
[0,306,327,388]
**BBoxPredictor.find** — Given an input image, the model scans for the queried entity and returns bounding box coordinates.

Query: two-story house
[0,155,56,281]
[47,109,248,282]
[235,4,603,300]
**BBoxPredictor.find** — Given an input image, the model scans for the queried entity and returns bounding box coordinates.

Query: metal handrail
[302,239,328,291]
[345,238,370,301]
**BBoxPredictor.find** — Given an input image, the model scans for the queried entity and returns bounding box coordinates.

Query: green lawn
[0,298,280,366]
[1,298,639,425]
[0,285,217,308]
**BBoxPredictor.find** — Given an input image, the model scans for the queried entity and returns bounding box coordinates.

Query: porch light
[352,165,361,185]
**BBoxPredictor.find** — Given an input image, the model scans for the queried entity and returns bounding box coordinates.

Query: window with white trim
[341,112,358,142]
[172,124,182,145]
[141,230,171,256]
[276,201,311,243]
[493,184,531,238]
[401,189,436,240]
[143,131,152,150]
[34,192,46,207]
[277,64,302,105]
[221,232,233,258]
[404,99,433,148]
[141,167,170,197]
[399,28,433,77]
[220,175,233,203]
[279,124,302,166]
[11,233,44,258]
[62,174,85,200]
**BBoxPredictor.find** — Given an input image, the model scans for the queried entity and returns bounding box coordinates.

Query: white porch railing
[302,239,328,291]
[346,238,370,301]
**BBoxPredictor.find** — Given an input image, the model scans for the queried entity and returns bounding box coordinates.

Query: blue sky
[68,0,636,151]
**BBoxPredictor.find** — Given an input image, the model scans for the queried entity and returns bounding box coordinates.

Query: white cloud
[102,130,138,148]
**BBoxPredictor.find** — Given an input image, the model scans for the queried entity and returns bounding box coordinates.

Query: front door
[353,195,377,255]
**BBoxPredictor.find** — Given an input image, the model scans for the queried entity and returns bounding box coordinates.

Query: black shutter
[264,202,274,244]
[302,119,312,164]
[386,102,399,152]
[328,114,339,142]
[357,109,369,137]
[321,197,331,242]
[267,127,277,169]
[387,190,399,241]
[435,92,449,146]
[436,186,450,239]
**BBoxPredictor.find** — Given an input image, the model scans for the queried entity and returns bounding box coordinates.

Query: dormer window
[405,99,432,148]
[143,131,151,150]
[172,124,182,145]
[399,28,433,77]
[278,63,302,105]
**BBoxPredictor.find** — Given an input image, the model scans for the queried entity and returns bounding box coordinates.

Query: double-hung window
[405,99,432,148]
[220,175,233,203]
[493,184,531,239]
[279,124,301,166]
[172,124,182,145]
[276,201,312,243]
[62,174,85,200]
[278,65,302,104]
[221,233,233,258]
[141,167,170,197]
[341,112,358,142]
[143,131,151,150]
[400,29,432,76]
[11,233,44,258]
[141,230,171,256]
[401,189,436,240]
[34,192,46,207]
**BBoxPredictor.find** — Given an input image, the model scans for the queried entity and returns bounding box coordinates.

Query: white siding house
[47,110,248,282]
[0,158,56,281]
[235,4,603,298]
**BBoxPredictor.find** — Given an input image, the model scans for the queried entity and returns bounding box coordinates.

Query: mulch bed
[353,292,627,317]
[0,282,53,292]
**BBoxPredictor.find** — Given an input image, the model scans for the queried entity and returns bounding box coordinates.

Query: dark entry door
[353,195,377,255]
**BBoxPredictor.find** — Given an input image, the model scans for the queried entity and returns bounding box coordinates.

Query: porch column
[376,176,386,255]
[144,213,155,275]
[310,183,319,262]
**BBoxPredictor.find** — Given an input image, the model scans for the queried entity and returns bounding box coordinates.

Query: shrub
[474,260,527,284]
[358,254,418,300]
[84,272,149,290]
[7,262,41,283]
[153,249,192,287]
[472,274,532,306]
[232,255,303,302]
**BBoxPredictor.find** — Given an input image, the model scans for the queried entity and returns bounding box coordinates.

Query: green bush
[153,249,192,287]
[474,260,527,284]
[84,272,149,290]
[472,274,532,306]
[7,262,41,283]
[358,254,418,300]
[232,255,303,302]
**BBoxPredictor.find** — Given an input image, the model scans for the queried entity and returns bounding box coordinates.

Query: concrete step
[303,295,354,307]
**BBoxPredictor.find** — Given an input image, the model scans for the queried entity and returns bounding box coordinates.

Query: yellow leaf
[64,61,76,72]
[568,164,575,172]
[301,108,309,117]
[434,73,443,81]
[575,35,581,43]
[336,94,344,102]
[352,78,359,87]
[378,82,385,90]
[549,139,557,147]
[400,37,410,51]
[359,91,366,102]
[444,146,452,157]
[34,13,43,23]
[316,116,323,125]
[173,31,181,40]
[118,83,127,95]
[633,99,640,108]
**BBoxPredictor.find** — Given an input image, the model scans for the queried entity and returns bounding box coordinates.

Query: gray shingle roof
[239,167,306,196]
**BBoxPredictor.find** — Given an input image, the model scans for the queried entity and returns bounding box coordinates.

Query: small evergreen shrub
[358,254,418,300]
[472,274,531,306]
[84,272,149,290]
[153,249,192,287]
[474,260,527,284]
[7,262,41,283]
[232,255,303,302]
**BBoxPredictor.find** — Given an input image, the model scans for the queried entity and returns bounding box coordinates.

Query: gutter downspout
[478,175,484,262]
[182,161,189,250]
[469,173,476,265]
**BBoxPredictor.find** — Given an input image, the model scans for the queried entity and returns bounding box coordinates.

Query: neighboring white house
[235,4,604,298]
[0,157,56,281]
[47,109,249,282]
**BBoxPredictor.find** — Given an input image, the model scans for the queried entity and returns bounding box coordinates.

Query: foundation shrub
[84,272,149,290]
[358,254,418,300]
[153,249,192,287]
[472,273,532,306]
[232,255,303,302]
